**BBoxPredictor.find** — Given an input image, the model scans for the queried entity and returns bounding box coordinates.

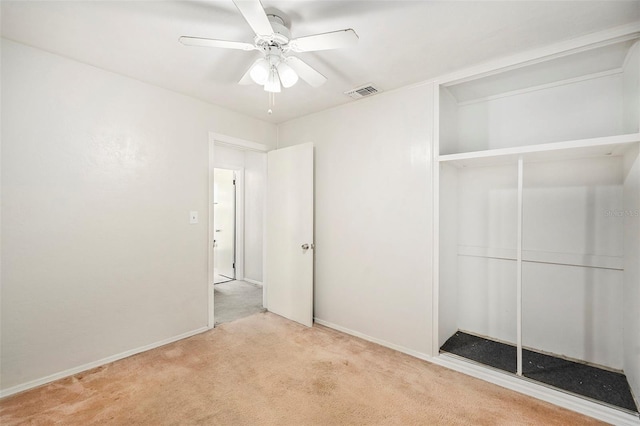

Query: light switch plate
[190,211,198,224]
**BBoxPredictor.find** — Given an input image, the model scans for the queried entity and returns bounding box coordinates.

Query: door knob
[301,243,314,250]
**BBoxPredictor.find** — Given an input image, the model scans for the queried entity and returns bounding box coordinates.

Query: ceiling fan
[179,0,359,93]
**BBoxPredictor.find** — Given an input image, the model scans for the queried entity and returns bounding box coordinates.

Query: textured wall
[277,84,435,356]
[0,39,276,391]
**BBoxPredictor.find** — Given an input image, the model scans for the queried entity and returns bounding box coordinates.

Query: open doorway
[209,137,268,327]
[213,168,236,284]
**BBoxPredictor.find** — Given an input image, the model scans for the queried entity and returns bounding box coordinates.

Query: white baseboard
[0,326,209,399]
[243,278,263,287]
[313,318,431,362]
[313,317,640,425]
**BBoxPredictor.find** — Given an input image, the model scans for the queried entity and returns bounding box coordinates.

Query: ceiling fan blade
[289,29,358,53]
[179,36,256,51]
[233,0,273,36]
[285,57,327,88]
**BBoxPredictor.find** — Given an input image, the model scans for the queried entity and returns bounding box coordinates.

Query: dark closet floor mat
[440,331,638,413]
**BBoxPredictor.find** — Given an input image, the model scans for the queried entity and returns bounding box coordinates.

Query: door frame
[208,132,268,329]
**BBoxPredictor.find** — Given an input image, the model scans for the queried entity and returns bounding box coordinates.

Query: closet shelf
[439,133,640,168]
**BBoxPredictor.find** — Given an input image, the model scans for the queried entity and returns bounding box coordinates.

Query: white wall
[438,87,459,156]
[212,146,266,283]
[622,38,640,405]
[277,84,434,357]
[243,151,266,283]
[456,73,624,153]
[623,41,639,134]
[0,39,276,391]
[455,164,519,344]
[214,145,246,169]
[438,163,458,347]
[450,157,625,369]
[522,157,624,369]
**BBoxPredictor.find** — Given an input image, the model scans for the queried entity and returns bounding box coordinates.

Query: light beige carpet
[0,313,603,425]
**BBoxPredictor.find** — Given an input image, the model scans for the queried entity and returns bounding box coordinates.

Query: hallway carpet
[214,280,265,325]
[0,313,603,425]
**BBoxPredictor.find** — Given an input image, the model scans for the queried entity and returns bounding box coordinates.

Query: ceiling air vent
[344,83,381,100]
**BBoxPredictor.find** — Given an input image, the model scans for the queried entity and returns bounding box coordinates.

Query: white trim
[0,327,208,399]
[210,132,269,152]
[208,281,215,329]
[438,133,640,168]
[431,83,441,357]
[432,355,640,425]
[208,137,216,329]
[313,318,432,362]
[516,157,523,376]
[243,278,263,287]
[235,169,245,281]
[262,152,268,310]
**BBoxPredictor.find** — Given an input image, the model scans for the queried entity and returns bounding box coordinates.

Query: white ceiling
[2,1,639,124]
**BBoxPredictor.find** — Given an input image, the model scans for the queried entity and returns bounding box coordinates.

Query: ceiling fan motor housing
[264,14,290,47]
[266,46,282,65]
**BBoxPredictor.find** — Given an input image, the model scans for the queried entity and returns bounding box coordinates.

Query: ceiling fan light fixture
[277,61,298,88]
[250,58,270,85]
[180,0,359,103]
[264,67,281,93]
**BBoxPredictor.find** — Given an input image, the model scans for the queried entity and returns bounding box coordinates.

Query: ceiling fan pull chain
[268,91,274,115]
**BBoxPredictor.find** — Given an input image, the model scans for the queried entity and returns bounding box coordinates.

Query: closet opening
[435,32,640,418]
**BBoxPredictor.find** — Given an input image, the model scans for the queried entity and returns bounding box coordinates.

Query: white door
[214,168,236,281]
[266,143,314,327]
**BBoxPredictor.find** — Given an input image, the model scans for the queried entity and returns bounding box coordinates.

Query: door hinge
[232,262,235,269]
[233,179,236,185]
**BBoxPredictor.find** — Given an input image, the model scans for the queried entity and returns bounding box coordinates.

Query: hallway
[214,280,265,325]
